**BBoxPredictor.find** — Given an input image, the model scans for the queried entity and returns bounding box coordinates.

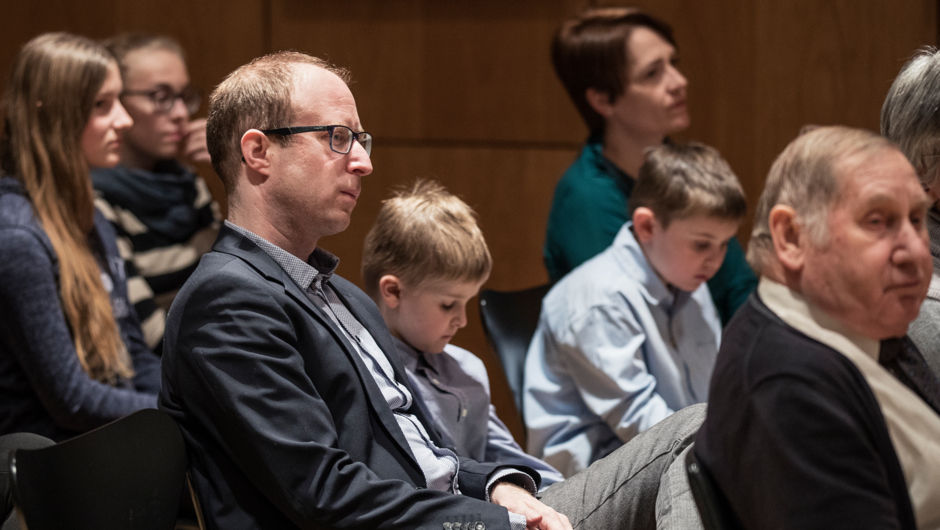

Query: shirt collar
[393,336,439,376]
[224,220,339,290]
[757,276,880,362]
[611,222,688,310]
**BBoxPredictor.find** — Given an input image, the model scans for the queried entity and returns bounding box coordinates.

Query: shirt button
[461,408,468,418]
[432,378,440,385]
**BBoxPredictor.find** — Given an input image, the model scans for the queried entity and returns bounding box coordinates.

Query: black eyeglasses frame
[121,85,202,115]
[260,125,372,156]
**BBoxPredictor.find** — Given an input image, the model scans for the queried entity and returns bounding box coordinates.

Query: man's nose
[348,140,372,176]
[893,219,931,272]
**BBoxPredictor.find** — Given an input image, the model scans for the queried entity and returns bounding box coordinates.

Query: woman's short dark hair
[552,8,675,137]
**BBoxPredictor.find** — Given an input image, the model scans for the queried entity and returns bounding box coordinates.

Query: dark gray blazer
[159,225,522,530]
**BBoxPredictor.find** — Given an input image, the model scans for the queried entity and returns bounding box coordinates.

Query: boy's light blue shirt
[524,222,721,478]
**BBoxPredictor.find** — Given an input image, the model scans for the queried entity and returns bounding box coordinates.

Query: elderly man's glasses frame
[122,85,203,115]
[261,125,373,156]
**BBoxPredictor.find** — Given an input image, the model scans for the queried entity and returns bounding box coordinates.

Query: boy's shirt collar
[393,336,443,378]
[611,222,693,313]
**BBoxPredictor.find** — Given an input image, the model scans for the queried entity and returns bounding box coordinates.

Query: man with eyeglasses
[91,33,221,353]
[159,50,706,530]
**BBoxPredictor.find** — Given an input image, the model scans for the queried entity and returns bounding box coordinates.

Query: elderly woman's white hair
[881,47,940,190]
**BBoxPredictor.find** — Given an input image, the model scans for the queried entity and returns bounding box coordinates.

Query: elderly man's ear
[769,205,806,272]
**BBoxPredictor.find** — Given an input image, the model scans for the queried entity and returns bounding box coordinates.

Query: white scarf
[759,278,940,529]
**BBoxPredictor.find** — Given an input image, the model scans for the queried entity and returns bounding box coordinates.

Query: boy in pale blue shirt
[525,143,747,478]
[362,180,565,489]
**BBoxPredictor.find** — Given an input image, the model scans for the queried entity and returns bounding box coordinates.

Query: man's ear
[585,87,615,118]
[240,129,273,176]
[768,205,805,272]
[378,275,403,309]
[632,207,657,243]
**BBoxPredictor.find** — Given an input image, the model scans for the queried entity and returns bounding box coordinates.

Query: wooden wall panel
[270,0,588,144]
[753,0,937,180]
[111,0,269,216]
[0,0,120,78]
[599,0,936,242]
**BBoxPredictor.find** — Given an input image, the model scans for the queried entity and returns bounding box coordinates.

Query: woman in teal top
[544,8,756,324]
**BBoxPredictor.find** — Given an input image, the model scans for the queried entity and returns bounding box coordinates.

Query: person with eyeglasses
[159,50,707,530]
[91,33,222,353]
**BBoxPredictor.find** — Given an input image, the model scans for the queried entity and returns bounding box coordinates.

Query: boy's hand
[491,483,572,530]
[182,118,211,164]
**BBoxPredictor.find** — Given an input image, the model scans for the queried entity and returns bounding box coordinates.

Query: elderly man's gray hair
[881,47,940,190]
[747,126,896,275]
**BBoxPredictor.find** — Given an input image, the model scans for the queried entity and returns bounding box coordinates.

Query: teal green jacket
[543,137,757,325]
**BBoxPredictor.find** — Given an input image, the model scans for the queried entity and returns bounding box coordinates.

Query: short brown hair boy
[362,180,492,299]
[629,142,747,229]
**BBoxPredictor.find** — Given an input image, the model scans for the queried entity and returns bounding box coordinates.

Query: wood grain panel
[753,0,937,182]
[0,0,119,82]
[270,0,588,144]
[597,0,936,245]
[113,0,269,217]
[318,143,579,439]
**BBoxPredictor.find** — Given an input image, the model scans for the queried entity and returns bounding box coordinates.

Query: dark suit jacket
[159,226,522,530]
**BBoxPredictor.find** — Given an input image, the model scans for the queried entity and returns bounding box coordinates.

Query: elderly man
[160,51,704,530]
[694,126,940,530]
[882,47,940,378]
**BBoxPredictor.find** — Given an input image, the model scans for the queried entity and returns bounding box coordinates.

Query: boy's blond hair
[362,180,492,298]
[629,142,747,228]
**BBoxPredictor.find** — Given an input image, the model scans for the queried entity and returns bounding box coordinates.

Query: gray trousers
[538,404,705,530]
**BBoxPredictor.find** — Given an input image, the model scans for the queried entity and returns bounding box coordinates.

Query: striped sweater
[92,161,220,351]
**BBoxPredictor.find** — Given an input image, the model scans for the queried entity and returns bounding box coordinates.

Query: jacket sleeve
[163,268,515,530]
[0,226,156,432]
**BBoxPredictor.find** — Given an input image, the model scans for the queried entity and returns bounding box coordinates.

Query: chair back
[685,447,741,530]
[9,409,189,530]
[478,283,551,415]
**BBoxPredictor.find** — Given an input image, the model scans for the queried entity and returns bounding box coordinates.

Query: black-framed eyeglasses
[260,125,373,156]
[122,85,202,115]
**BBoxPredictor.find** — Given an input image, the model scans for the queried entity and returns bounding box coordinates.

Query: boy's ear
[378,275,404,309]
[632,207,657,243]
[768,205,805,273]
[585,87,615,118]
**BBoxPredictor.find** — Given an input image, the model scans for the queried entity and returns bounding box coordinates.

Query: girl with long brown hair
[0,33,161,442]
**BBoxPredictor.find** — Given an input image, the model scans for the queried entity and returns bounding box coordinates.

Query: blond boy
[525,142,747,477]
[363,180,566,489]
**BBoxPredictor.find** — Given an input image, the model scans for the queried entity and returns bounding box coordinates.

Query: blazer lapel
[212,227,425,478]
[322,283,430,464]
[330,285,454,451]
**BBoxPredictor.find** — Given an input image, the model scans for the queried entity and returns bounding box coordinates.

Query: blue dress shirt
[524,222,720,477]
